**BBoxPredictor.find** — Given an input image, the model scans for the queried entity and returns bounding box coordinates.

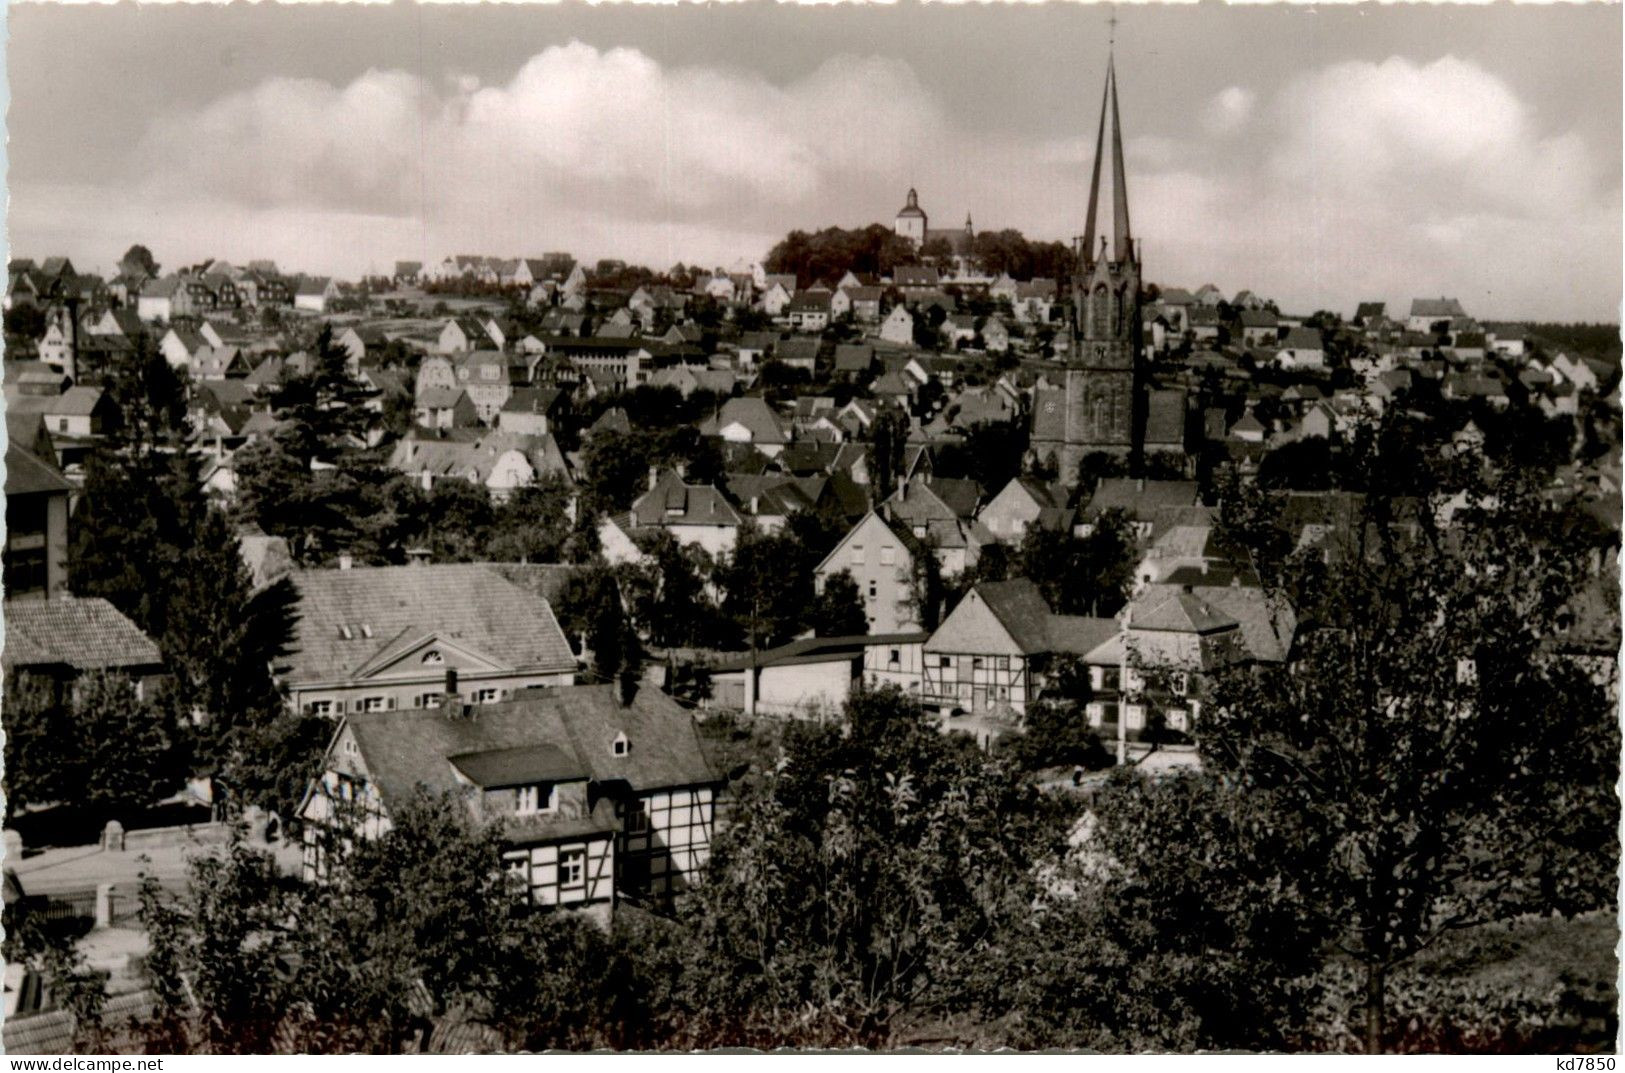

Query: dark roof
[3,596,163,672]
[343,683,718,813]
[975,578,1056,654]
[1129,590,1238,634]
[4,441,71,496]
[448,743,585,787]
[284,564,577,687]
[1145,388,1186,447]
[1086,477,1200,520]
[1046,615,1120,657]
[711,632,929,672]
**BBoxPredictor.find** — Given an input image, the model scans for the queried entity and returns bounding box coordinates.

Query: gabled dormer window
[612,732,630,757]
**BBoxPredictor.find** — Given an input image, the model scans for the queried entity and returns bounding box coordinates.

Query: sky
[7,2,1622,322]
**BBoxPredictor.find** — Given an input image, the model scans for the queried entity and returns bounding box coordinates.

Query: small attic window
[338,625,354,641]
[612,732,630,757]
[360,624,374,639]
[422,650,444,664]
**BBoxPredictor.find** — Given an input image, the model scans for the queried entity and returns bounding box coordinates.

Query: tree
[3,671,72,818]
[901,531,946,631]
[982,768,1325,1050]
[1013,510,1136,617]
[70,671,188,825]
[119,244,160,278]
[1201,469,1618,1052]
[868,406,909,502]
[680,687,1069,1045]
[808,570,867,637]
[554,566,639,683]
[138,795,637,1053]
[718,525,814,649]
[622,530,716,649]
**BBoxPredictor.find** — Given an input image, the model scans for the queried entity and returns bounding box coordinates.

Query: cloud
[13,47,1618,320]
[1201,86,1255,136]
[118,42,947,268]
[1134,56,1619,319]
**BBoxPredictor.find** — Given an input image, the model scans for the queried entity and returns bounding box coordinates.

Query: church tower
[894,187,928,245]
[1037,52,1145,483]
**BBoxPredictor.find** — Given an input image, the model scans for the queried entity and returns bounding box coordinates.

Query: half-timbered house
[922,578,1115,717]
[300,682,721,918]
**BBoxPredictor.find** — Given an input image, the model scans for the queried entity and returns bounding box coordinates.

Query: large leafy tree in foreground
[1202,457,1618,1052]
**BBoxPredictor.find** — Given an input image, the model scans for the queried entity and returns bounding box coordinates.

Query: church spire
[1081,45,1134,265]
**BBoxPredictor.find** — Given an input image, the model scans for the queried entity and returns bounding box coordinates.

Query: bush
[1000,700,1111,771]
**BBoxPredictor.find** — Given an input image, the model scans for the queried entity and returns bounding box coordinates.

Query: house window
[612,732,630,757]
[888,649,901,668]
[343,739,358,755]
[1170,672,1189,697]
[559,848,586,889]
[850,544,864,566]
[626,799,649,834]
[475,688,500,704]
[995,656,1010,671]
[939,656,951,668]
[516,784,556,815]
[1125,704,1146,730]
[307,700,333,716]
[414,692,441,709]
[880,545,896,566]
[57,418,68,432]
[868,581,878,599]
[1103,668,1121,692]
[421,650,443,664]
[1086,702,1104,727]
[359,696,387,713]
[1167,709,1189,732]
[972,657,984,671]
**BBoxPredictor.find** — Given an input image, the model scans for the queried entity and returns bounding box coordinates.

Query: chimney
[338,553,353,570]
[616,668,638,707]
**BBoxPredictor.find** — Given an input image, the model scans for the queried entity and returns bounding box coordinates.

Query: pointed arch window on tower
[1090,285,1111,341]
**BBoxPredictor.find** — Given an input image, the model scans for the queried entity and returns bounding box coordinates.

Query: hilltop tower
[1033,52,1146,483]
[894,188,928,245]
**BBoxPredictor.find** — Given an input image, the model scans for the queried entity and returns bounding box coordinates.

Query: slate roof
[417,386,471,410]
[1135,583,1295,663]
[1410,297,1466,318]
[962,578,1055,654]
[1085,477,1200,520]
[630,470,743,529]
[775,338,821,366]
[833,344,875,372]
[894,266,940,287]
[1281,327,1324,350]
[283,564,577,687]
[3,596,163,672]
[4,441,71,496]
[711,632,929,673]
[1046,615,1121,657]
[1145,388,1186,447]
[703,396,790,445]
[1128,591,1238,634]
[342,683,718,814]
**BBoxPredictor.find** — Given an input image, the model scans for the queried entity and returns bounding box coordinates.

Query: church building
[1030,52,1185,484]
[893,188,977,260]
